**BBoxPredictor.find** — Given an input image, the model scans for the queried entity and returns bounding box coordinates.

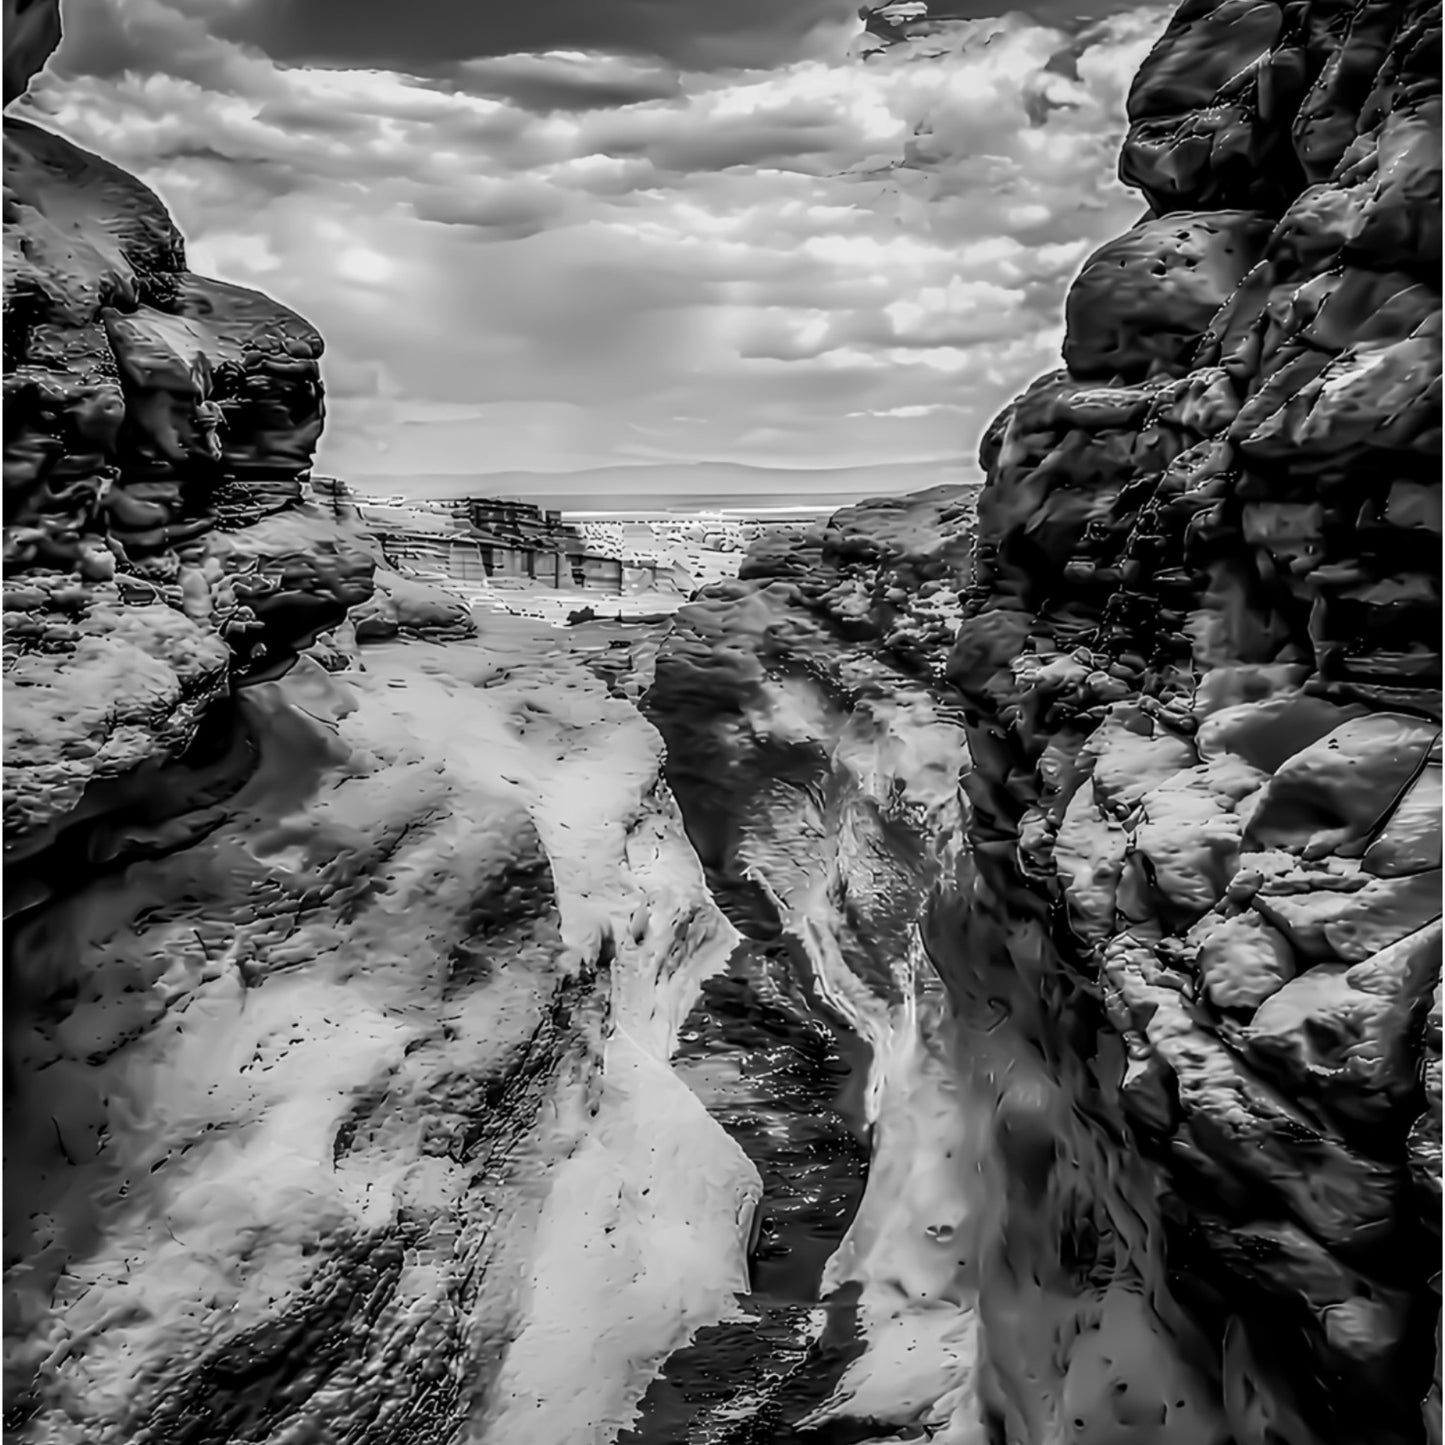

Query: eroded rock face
[3,16,767,1440]
[4,26,372,858]
[3,0,60,107]
[5,637,756,1444]
[940,0,1441,1440]
[647,3,1440,1440]
[644,488,992,1432]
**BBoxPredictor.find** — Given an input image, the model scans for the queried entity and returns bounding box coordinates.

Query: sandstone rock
[1121,0,1302,214]
[1053,779,1127,949]
[176,274,326,481]
[1251,865,1441,963]
[1132,781,1245,923]
[5,630,760,1444]
[4,117,331,569]
[1087,706,1199,819]
[1107,947,1399,1249]
[1194,690,1363,772]
[1064,212,1271,382]
[1244,921,1441,1128]
[1202,1216,1412,1372]
[2,0,60,106]
[2,584,231,852]
[8,0,1440,1440]
[930,0,1443,1437]
[1409,978,1442,1210]
[1289,0,1402,182]
[1192,910,1297,1012]
[1245,712,1441,855]
[352,569,477,643]
[1364,759,1443,876]
[3,85,375,866]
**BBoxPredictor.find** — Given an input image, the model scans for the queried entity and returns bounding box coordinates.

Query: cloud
[410,176,569,237]
[213,0,863,75]
[452,53,682,113]
[24,0,1173,482]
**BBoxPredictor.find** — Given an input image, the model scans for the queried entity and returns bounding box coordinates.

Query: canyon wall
[3,10,758,1442]
[649,1,1442,1441]
[5,0,1440,1441]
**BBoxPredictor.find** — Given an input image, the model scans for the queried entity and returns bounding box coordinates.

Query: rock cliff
[648,0,1442,1440]
[4,10,754,1443]
[3,0,372,872]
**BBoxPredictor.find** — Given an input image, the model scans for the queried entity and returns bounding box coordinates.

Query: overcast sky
[22,0,1170,486]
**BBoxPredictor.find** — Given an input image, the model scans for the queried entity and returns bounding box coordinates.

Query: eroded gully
[619,937,889,1445]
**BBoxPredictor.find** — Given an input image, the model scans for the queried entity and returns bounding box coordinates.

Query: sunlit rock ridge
[647,0,1442,1441]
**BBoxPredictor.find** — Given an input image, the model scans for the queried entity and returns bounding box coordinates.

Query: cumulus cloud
[23,0,1172,483]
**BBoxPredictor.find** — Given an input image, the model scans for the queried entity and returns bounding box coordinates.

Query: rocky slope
[3,10,758,1443]
[647,1,1442,1441]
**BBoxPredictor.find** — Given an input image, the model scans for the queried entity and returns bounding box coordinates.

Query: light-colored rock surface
[6,630,757,1443]
[351,568,478,642]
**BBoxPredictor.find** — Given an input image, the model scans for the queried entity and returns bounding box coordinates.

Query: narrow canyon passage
[4,0,1440,1438]
[621,939,878,1445]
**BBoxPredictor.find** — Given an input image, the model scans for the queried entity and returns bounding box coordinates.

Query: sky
[20,0,1172,491]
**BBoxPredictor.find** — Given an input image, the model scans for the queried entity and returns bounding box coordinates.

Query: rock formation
[648,0,1442,1440]
[5,0,1440,1441]
[943,1,1441,1438]
[4,10,754,1442]
[3,0,376,878]
[644,488,992,1434]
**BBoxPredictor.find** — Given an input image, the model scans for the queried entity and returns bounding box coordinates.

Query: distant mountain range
[345,459,980,509]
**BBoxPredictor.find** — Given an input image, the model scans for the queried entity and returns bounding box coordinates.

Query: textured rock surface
[7,1,1440,1441]
[352,569,478,643]
[942,0,1441,1440]
[644,489,992,1433]
[646,2,1442,1441]
[5,635,756,1444]
[4,17,757,1442]
[4,20,371,859]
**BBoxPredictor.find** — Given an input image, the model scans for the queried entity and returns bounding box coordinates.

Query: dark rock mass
[648,0,1442,1440]
[3,0,380,862]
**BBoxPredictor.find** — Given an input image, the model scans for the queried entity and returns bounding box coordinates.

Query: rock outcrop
[4,13,755,1444]
[648,2,1442,1441]
[7,0,1440,1440]
[943,0,1440,1438]
[644,488,991,1432]
[4,1,374,873]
